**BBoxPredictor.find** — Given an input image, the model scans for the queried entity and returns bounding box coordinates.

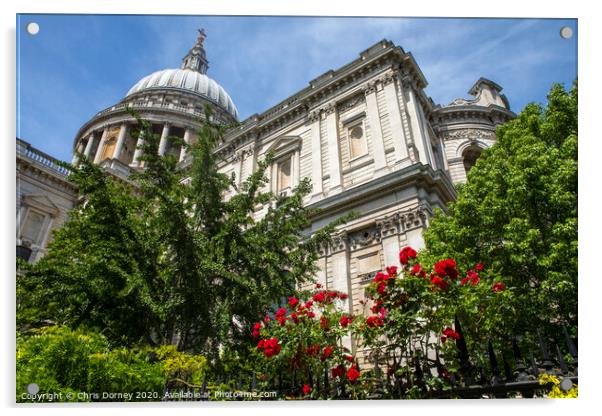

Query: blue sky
[16,15,577,161]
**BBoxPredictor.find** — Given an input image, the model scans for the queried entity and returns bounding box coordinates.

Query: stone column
[382,75,409,163]
[71,141,85,165]
[179,128,192,162]
[93,127,109,164]
[131,130,145,167]
[83,133,95,158]
[309,110,323,197]
[330,232,352,350]
[364,82,387,172]
[113,123,129,162]
[158,123,170,156]
[324,103,342,193]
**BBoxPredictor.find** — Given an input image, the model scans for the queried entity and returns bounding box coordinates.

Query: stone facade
[16,139,78,263]
[18,34,515,357]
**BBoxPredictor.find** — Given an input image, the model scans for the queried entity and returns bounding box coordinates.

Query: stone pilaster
[329,231,352,350]
[363,82,387,171]
[377,213,402,269]
[309,109,323,197]
[403,83,431,166]
[382,74,410,163]
[324,102,342,192]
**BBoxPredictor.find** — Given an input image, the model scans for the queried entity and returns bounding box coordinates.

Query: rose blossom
[492,282,506,292]
[346,365,361,381]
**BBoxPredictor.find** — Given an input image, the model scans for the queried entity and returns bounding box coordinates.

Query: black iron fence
[163,318,577,400]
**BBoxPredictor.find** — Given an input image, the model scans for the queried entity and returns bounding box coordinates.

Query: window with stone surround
[20,209,46,244]
[462,145,483,175]
[347,120,368,160]
[277,155,292,194]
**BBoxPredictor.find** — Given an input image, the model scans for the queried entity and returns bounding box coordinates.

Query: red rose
[366,316,384,328]
[312,291,326,303]
[291,312,298,324]
[379,307,387,319]
[278,317,287,326]
[305,344,320,356]
[261,337,282,358]
[315,283,322,289]
[411,263,422,276]
[399,246,417,265]
[304,300,313,309]
[331,364,345,378]
[303,384,312,395]
[275,307,287,318]
[287,297,299,307]
[434,259,458,280]
[321,345,334,361]
[430,275,449,290]
[345,355,354,362]
[492,282,506,292]
[376,282,387,295]
[252,322,262,338]
[339,293,348,300]
[442,327,460,341]
[461,270,480,286]
[386,265,398,276]
[373,271,388,283]
[346,365,361,381]
[475,263,485,271]
[320,316,330,330]
[264,315,271,323]
[340,315,352,327]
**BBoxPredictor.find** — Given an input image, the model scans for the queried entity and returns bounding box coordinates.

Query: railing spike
[512,337,529,381]
[556,344,569,376]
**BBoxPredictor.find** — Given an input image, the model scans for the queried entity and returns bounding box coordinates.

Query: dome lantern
[181,28,209,75]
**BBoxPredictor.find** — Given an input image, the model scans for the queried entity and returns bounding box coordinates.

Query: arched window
[462,145,483,175]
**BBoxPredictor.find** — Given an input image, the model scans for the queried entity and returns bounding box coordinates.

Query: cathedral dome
[125,68,238,119]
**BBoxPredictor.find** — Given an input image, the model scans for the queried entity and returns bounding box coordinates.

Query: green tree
[422,81,577,335]
[18,107,339,356]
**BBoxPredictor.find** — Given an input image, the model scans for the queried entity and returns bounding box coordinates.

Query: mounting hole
[26,22,40,35]
[560,26,573,39]
[26,383,39,395]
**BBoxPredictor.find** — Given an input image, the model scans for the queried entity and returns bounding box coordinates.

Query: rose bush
[356,247,514,383]
[252,247,514,398]
[251,286,368,398]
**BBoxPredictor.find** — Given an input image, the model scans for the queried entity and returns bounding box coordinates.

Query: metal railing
[162,319,577,400]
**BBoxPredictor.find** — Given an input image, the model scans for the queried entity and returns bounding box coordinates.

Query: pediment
[264,135,302,158]
[21,194,60,216]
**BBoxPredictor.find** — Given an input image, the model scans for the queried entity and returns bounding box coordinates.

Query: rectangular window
[277,157,292,192]
[21,210,45,243]
[347,122,368,160]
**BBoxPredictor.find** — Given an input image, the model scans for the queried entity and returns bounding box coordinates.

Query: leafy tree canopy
[18,108,341,356]
[422,81,578,334]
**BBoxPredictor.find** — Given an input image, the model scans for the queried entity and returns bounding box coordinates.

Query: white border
[2,1,599,416]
